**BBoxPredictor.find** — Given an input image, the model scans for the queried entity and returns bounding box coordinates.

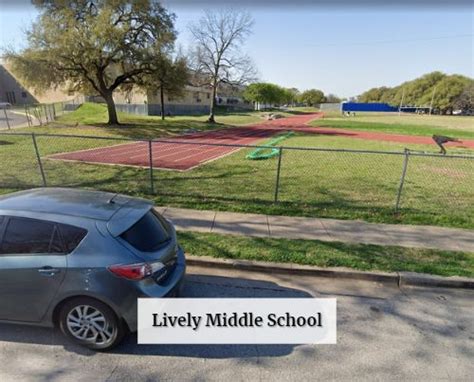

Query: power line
[305,34,473,47]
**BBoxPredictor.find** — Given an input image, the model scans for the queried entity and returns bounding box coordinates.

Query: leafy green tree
[401,72,446,105]
[324,93,341,103]
[5,0,176,125]
[243,83,266,106]
[379,88,398,104]
[299,89,325,106]
[243,82,286,109]
[141,55,189,120]
[424,75,473,114]
[358,87,393,103]
[284,88,300,106]
[357,71,473,112]
[454,83,474,112]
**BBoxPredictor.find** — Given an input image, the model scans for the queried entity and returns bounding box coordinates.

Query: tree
[283,88,300,106]
[243,82,286,109]
[189,9,257,123]
[425,75,472,114]
[299,89,325,106]
[4,0,176,125]
[454,83,474,112]
[356,71,473,112]
[402,71,446,105]
[243,83,267,107]
[324,93,341,103]
[142,55,189,120]
[358,86,393,103]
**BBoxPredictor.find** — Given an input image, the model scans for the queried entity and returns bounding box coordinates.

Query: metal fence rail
[0,131,473,225]
[1,98,83,130]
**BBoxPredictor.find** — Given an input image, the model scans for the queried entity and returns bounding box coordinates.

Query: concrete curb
[398,272,474,289]
[186,255,474,290]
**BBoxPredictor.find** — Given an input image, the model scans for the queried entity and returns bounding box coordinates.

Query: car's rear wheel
[59,297,125,351]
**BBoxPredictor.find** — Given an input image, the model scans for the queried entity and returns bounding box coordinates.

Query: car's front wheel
[59,297,125,351]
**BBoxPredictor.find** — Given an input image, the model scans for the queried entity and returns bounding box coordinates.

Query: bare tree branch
[188,9,256,123]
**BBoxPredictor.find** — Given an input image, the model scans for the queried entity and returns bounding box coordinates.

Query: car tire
[59,297,126,351]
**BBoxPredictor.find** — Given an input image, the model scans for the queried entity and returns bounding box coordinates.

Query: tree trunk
[160,86,165,120]
[208,81,217,123]
[104,92,119,125]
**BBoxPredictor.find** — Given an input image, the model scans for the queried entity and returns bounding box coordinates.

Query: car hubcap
[66,305,115,346]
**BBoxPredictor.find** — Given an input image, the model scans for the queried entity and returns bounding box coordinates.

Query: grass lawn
[12,103,307,140]
[178,232,474,278]
[0,104,472,229]
[46,102,295,138]
[311,112,474,140]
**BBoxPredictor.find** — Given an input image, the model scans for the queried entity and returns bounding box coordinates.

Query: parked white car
[0,102,12,109]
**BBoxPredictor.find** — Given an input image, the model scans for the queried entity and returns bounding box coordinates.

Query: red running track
[49,112,474,171]
[49,113,321,171]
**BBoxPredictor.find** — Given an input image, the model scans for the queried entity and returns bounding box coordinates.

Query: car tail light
[108,263,152,280]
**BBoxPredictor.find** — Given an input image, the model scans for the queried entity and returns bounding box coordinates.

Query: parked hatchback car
[0,188,185,350]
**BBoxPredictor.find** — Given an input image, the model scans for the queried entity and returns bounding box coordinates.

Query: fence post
[25,104,31,127]
[395,148,410,212]
[43,105,49,123]
[148,140,154,194]
[3,108,10,130]
[274,147,283,203]
[36,107,43,126]
[31,133,47,187]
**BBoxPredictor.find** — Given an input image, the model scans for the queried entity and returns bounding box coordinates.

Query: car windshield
[120,210,170,252]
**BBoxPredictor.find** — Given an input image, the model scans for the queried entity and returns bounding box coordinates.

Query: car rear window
[58,223,87,253]
[120,211,170,252]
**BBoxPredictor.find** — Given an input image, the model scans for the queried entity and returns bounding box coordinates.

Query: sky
[0,1,473,98]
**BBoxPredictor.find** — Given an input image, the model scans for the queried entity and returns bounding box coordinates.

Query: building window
[21,92,27,98]
[207,93,210,99]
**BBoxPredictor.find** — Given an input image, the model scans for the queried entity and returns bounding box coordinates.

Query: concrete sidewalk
[155,206,474,252]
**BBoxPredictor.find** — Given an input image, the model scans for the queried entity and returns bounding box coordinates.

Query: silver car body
[0,188,185,331]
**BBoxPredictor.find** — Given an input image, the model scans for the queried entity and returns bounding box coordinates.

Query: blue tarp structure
[341,102,398,112]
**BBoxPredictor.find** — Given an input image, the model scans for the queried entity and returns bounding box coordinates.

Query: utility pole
[429,86,437,115]
[398,88,405,116]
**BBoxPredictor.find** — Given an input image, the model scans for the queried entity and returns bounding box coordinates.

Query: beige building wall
[216,83,252,110]
[113,89,147,104]
[147,85,212,106]
[0,63,77,105]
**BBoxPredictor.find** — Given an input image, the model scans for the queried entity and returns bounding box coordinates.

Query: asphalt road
[0,110,29,130]
[0,265,472,381]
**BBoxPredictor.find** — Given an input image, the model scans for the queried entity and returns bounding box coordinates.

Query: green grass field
[0,104,472,229]
[311,112,474,139]
[178,232,474,277]
[52,102,300,135]
[36,103,264,138]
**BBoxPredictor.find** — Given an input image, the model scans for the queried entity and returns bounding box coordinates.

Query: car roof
[0,188,152,222]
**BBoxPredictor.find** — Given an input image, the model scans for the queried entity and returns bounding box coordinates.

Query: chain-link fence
[1,98,83,130]
[0,131,473,225]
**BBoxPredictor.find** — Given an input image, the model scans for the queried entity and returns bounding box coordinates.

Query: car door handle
[38,267,61,276]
